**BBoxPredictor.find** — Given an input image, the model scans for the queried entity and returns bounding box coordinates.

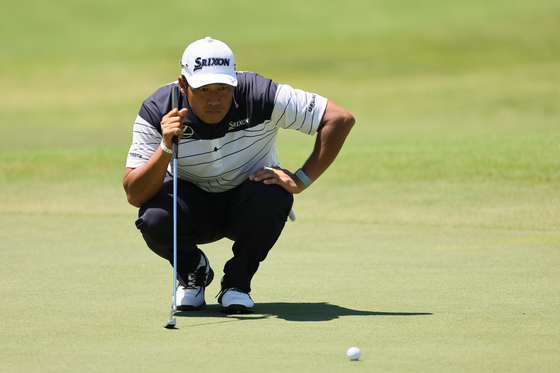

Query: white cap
[180,37,237,88]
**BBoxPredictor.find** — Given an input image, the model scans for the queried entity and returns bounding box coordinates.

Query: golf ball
[347,347,361,360]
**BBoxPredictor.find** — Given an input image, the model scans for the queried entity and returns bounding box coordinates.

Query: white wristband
[160,139,173,154]
[295,168,313,188]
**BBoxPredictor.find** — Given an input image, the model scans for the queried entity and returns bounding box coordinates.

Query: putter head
[164,318,177,329]
[164,308,177,329]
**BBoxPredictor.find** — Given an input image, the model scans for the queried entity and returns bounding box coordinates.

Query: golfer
[123,37,355,313]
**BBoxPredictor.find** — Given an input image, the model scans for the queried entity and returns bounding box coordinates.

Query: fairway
[1,0,559,372]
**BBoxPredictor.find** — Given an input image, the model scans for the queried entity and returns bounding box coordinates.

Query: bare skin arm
[123,106,188,208]
[249,100,355,193]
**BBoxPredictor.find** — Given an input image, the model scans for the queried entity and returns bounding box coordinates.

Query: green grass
[1,0,560,371]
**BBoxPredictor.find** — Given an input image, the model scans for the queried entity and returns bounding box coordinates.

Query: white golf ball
[347,347,361,360]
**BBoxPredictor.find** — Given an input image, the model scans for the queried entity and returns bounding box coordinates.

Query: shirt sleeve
[125,83,175,169]
[125,114,162,169]
[270,84,328,136]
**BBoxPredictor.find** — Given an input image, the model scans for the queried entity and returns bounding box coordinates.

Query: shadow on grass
[176,302,432,323]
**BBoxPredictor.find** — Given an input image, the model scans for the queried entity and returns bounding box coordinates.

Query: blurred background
[1,0,558,229]
[2,0,558,147]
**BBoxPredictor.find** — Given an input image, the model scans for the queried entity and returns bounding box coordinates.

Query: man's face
[185,83,234,125]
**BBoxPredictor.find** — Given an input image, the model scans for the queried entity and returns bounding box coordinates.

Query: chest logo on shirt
[228,118,249,131]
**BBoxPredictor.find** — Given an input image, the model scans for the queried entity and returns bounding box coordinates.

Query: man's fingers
[250,166,276,181]
[163,109,178,119]
[249,166,304,194]
[163,108,187,121]
[161,109,187,147]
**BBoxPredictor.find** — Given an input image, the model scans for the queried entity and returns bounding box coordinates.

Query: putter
[165,85,180,329]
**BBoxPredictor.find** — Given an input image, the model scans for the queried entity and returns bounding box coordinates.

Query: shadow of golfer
[255,302,432,322]
[176,302,431,322]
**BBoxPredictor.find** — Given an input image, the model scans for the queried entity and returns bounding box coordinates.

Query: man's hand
[248,101,355,195]
[249,166,307,194]
[161,108,188,148]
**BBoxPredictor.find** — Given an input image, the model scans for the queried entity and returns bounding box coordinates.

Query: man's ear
[178,76,188,96]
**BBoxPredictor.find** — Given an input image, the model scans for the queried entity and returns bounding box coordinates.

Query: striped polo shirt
[126,71,328,193]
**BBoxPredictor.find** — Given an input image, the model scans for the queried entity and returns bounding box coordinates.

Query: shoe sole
[219,304,255,314]
[177,302,206,311]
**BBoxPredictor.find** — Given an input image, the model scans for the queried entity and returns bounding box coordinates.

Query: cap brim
[187,73,238,89]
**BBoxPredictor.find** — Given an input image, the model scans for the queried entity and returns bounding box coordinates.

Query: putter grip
[171,85,179,159]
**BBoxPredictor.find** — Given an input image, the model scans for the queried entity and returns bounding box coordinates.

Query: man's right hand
[161,108,188,149]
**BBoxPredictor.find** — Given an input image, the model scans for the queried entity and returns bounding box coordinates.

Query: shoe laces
[216,287,244,301]
[183,267,207,296]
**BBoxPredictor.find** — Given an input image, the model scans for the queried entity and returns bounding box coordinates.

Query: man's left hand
[249,167,306,194]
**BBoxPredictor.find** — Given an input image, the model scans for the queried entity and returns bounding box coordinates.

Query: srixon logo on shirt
[194,57,231,71]
[229,118,249,131]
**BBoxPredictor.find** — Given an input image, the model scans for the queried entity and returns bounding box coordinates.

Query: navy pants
[135,174,294,293]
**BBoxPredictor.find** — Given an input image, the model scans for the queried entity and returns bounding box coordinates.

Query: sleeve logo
[307,94,317,112]
[128,152,143,159]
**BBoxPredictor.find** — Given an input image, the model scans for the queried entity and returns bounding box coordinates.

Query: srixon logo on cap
[194,57,231,71]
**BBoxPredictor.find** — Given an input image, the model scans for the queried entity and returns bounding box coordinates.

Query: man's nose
[208,91,220,105]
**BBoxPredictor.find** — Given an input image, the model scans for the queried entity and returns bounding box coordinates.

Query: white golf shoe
[176,251,214,311]
[218,287,255,314]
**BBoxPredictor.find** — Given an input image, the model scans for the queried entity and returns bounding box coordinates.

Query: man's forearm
[300,101,355,182]
[123,147,173,208]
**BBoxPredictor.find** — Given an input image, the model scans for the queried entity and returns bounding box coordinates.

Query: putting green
[1,0,559,371]
[1,214,558,372]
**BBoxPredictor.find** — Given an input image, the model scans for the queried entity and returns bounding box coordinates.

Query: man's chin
[201,113,226,124]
